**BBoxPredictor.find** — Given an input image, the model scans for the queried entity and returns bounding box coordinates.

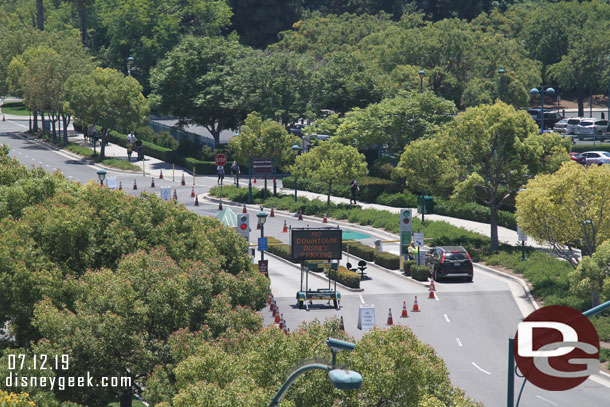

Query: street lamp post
[269,338,363,407]
[498,67,505,101]
[96,169,107,186]
[292,144,301,202]
[418,69,425,93]
[529,87,556,132]
[127,56,134,76]
[257,207,268,262]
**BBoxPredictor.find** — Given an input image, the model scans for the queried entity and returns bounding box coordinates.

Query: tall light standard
[292,144,301,202]
[96,169,107,186]
[127,56,134,76]
[529,87,555,132]
[268,338,363,407]
[607,56,610,121]
[418,69,425,93]
[498,67,505,101]
[256,207,268,262]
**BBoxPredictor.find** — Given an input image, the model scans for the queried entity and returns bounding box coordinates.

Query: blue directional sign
[258,237,268,251]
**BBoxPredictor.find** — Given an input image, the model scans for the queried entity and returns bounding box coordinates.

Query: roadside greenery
[0,101,29,116]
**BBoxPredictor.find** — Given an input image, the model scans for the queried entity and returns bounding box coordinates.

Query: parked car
[569,152,586,165]
[580,151,610,165]
[553,118,569,134]
[528,109,563,129]
[566,117,586,135]
[575,119,609,139]
[426,246,473,282]
[289,124,306,137]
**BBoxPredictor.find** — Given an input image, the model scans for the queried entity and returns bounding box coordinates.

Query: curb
[473,263,539,311]
[264,251,363,292]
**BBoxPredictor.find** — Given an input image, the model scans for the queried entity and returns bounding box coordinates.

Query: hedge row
[411,265,430,282]
[343,241,375,261]
[433,200,517,230]
[374,251,400,270]
[328,266,361,289]
[266,237,293,262]
[571,143,610,154]
[403,260,416,276]
[283,176,402,203]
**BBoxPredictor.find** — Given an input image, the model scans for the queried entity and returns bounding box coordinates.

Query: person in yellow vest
[408,241,416,260]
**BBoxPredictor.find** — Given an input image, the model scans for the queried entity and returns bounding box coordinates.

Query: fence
[148,121,216,150]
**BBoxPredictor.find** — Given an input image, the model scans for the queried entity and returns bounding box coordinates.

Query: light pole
[127,56,134,76]
[96,169,107,186]
[257,207,268,262]
[269,338,363,407]
[292,144,301,202]
[498,67,505,101]
[418,69,425,93]
[529,87,555,132]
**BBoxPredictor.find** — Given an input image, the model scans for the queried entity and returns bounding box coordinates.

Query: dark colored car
[527,108,563,129]
[426,246,473,282]
[289,124,306,137]
[569,152,586,165]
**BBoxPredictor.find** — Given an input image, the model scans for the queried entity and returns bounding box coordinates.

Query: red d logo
[514,305,600,391]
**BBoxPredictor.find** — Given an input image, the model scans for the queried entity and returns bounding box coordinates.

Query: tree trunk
[577,90,585,117]
[51,112,57,139]
[77,0,88,46]
[62,114,69,144]
[593,290,601,307]
[327,180,332,209]
[210,127,221,150]
[100,130,108,158]
[33,111,38,132]
[490,204,499,252]
[36,0,44,31]
[119,390,132,407]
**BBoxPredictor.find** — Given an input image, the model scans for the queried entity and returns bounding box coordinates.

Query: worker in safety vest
[408,241,416,260]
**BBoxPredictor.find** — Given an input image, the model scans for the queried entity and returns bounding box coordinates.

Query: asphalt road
[1,120,609,406]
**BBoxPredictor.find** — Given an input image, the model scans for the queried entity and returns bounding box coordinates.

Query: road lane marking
[435,293,439,301]
[444,314,450,323]
[471,362,491,375]
[45,164,49,167]
[359,294,365,304]
[535,395,558,406]
[456,337,462,347]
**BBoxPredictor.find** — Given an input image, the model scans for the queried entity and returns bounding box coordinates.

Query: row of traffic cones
[268,294,289,334]
[386,292,438,325]
[130,179,199,205]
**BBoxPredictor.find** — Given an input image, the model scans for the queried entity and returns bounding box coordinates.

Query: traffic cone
[194,195,199,206]
[430,280,436,292]
[151,177,155,188]
[428,287,436,300]
[270,207,275,217]
[118,182,123,191]
[243,204,247,213]
[340,316,345,331]
[279,315,285,330]
[190,187,195,197]
[401,301,409,318]
[323,212,328,223]
[386,308,394,326]
[254,176,257,184]
[218,199,223,210]
[412,296,420,312]
[298,209,303,220]
[274,308,280,323]
[159,169,163,179]
[282,220,288,233]
[133,179,137,190]
[173,189,178,200]
[2,115,4,121]
[181,173,185,186]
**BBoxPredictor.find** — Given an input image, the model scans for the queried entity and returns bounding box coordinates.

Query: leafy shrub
[403,260,416,276]
[572,144,610,154]
[266,237,294,262]
[328,266,360,288]
[374,251,400,270]
[411,265,430,282]
[343,241,375,261]
[283,176,402,203]
[433,200,517,230]
[376,192,418,207]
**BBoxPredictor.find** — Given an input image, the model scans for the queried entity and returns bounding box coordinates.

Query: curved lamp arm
[269,364,331,407]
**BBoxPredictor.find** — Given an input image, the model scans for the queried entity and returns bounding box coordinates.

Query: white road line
[471,362,491,375]
[359,294,365,304]
[435,293,439,301]
[9,121,27,128]
[444,314,450,323]
[535,395,559,406]
[456,337,462,347]
[45,164,49,167]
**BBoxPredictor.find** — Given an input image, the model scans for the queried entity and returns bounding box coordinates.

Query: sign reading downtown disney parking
[291,228,342,261]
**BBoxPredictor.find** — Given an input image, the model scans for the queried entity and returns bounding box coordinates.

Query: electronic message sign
[291,228,342,261]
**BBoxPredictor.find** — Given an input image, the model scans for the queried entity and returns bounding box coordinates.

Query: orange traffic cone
[2,115,5,121]
[159,169,164,179]
[133,179,137,190]
[298,209,303,221]
[401,301,409,318]
[412,296,420,312]
[340,316,345,331]
[181,173,185,186]
[173,189,178,200]
[118,182,123,191]
[274,308,280,323]
[279,315,285,330]
[323,212,328,223]
[194,195,199,206]
[430,280,436,292]
[386,308,394,326]
[282,220,288,233]
[243,204,247,213]
[218,199,223,210]
[191,187,195,197]
[270,207,275,217]
[428,287,436,299]
[151,177,155,188]
[254,176,257,184]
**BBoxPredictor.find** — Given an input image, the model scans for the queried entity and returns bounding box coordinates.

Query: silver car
[566,117,586,135]
[553,118,569,134]
[581,151,610,165]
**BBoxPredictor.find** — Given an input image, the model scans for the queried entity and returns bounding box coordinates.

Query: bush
[433,200,517,230]
[411,265,430,282]
[329,266,361,288]
[266,237,294,262]
[403,260,416,276]
[343,241,375,261]
[571,144,610,154]
[283,176,402,203]
[376,192,418,208]
[374,251,400,270]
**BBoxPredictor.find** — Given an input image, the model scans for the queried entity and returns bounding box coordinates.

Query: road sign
[215,154,227,166]
[160,187,171,201]
[258,260,268,277]
[413,232,424,247]
[517,227,527,242]
[238,214,249,239]
[107,177,117,190]
[258,237,268,251]
[358,304,375,331]
[252,158,273,175]
[291,228,342,261]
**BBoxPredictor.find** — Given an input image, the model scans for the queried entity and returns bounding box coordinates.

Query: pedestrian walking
[135,139,143,161]
[126,131,136,161]
[87,124,96,143]
[231,161,240,185]
[349,179,359,205]
[217,165,225,185]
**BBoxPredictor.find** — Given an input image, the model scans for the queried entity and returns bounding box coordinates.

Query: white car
[553,118,569,134]
[566,117,586,135]
[581,151,610,165]
[576,119,609,136]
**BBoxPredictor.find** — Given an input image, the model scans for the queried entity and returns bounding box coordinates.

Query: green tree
[516,162,610,267]
[228,112,300,172]
[64,68,149,157]
[569,239,610,307]
[292,141,367,208]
